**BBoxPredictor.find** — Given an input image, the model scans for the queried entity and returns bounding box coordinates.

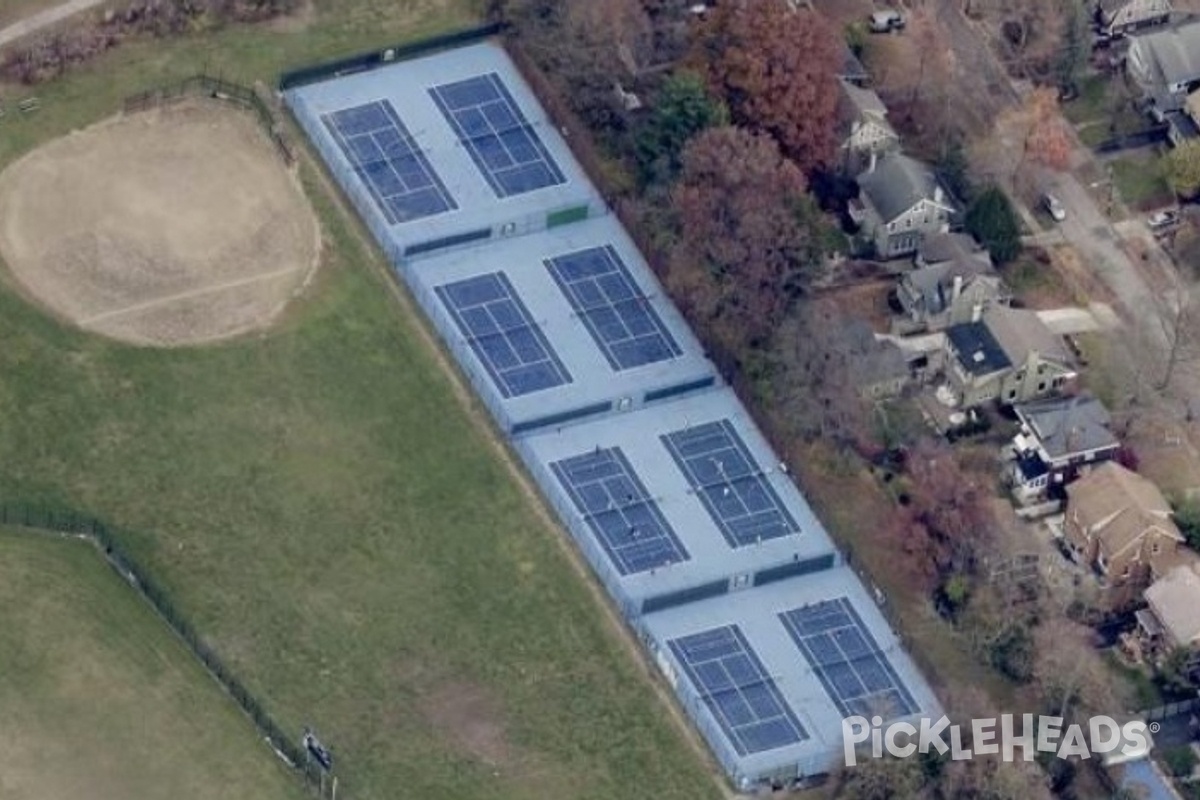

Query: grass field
[0,3,722,799]
[1111,151,1175,212]
[0,529,305,800]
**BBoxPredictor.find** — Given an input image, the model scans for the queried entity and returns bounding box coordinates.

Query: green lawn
[1111,151,1175,211]
[0,4,721,800]
[0,529,306,800]
[1062,73,1113,127]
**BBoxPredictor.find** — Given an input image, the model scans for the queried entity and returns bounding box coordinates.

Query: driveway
[0,0,106,49]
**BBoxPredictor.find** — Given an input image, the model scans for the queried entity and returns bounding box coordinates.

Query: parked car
[869,10,905,32]
[1043,193,1067,222]
[1147,209,1180,231]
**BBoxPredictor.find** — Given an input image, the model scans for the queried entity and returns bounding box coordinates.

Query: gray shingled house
[1127,17,1200,115]
[850,152,956,259]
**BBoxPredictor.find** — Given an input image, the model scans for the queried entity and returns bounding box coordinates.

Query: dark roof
[946,321,1012,377]
[1015,394,1118,459]
[1167,109,1200,140]
[1015,451,1050,482]
[900,258,994,317]
[856,152,953,224]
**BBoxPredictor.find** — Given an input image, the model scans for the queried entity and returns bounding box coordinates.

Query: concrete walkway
[0,0,107,49]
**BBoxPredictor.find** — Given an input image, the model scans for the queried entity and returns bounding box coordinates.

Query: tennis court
[549,447,689,576]
[435,272,572,399]
[322,100,457,224]
[428,72,566,198]
[778,598,919,720]
[661,420,799,548]
[546,245,682,371]
[667,625,807,757]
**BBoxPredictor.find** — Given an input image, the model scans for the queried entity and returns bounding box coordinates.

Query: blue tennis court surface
[435,272,572,399]
[546,245,682,371]
[322,100,457,225]
[550,447,689,576]
[429,72,566,198]
[668,625,807,756]
[661,420,799,548]
[779,598,918,720]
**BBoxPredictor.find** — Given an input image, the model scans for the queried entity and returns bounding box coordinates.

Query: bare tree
[1033,617,1127,720]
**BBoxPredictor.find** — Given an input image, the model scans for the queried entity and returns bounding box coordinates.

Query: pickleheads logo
[842,714,1152,766]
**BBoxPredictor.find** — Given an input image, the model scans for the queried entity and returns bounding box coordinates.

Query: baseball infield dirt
[0,98,320,346]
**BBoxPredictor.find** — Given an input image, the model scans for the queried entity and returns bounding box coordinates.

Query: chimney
[867,149,878,173]
[952,274,964,302]
[934,184,945,204]
[971,303,983,323]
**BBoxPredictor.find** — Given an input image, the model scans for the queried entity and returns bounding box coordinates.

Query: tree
[1011,87,1072,178]
[904,437,993,574]
[1164,745,1199,778]
[772,300,879,448]
[1054,0,1092,93]
[965,185,1022,265]
[691,0,839,175]
[669,126,825,353]
[1166,139,1200,200]
[1175,498,1200,551]
[1033,617,1125,720]
[833,755,924,800]
[634,70,728,186]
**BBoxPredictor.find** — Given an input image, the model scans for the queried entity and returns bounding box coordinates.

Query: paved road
[0,0,107,49]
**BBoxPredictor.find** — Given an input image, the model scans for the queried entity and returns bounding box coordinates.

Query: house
[1063,463,1183,602]
[835,79,899,173]
[850,153,957,259]
[944,306,1076,408]
[1140,563,1200,656]
[1166,87,1200,145]
[1010,394,1120,502]
[1127,18,1200,116]
[893,234,1007,333]
[1095,0,1171,38]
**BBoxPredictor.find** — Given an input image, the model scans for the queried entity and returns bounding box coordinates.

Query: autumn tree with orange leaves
[691,0,840,176]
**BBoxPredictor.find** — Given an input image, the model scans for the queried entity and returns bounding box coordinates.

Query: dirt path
[0,0,107,49]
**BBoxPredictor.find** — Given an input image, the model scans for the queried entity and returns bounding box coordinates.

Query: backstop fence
[0,501,334,797]
[123,73,295,166]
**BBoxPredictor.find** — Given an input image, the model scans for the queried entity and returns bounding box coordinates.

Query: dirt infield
[0,99,320,346]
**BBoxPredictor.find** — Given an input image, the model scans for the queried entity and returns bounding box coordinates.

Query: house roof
[983,306,1073,367]
[835,80,896,142]
[1145,564,1200,647]
[917,232,989,267]
[856,152,953,224]
[1015,394,1118,460]
[1067,462,1182,562]
[1130,18,1200,87]
[946,320,1011,376]
[900,258,995,317]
